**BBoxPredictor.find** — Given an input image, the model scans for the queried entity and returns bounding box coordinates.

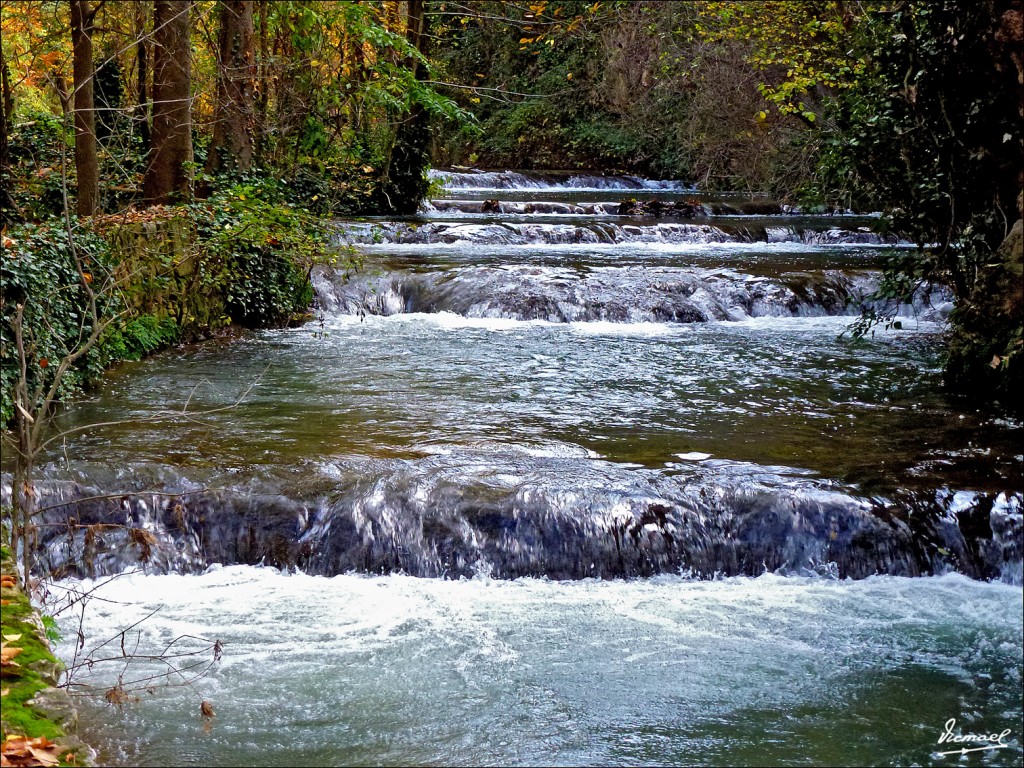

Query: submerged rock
[29,464,1023,583]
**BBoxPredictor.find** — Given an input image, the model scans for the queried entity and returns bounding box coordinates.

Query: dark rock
[30,477,1023,583]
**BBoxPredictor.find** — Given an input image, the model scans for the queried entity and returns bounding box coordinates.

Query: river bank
[1,538,92,766]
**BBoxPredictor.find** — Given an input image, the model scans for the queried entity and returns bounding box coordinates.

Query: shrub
[0,219,115,426]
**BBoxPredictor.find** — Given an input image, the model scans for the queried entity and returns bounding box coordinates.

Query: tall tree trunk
[379,0,431,215]
[135,1,151,152]
[1,44,14,218]
[203,0,255,183]
[145,0,193,204]
[70,0,99,217]
[254,0,270,163]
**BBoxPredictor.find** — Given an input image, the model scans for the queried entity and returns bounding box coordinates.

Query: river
[27,170,1023,765]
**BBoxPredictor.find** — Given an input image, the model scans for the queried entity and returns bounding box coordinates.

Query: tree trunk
[136,1,151,152]
[378,0,431,215]
[203,0,255,183]
[10,306,38,591]
[1,44,14,218]
[145,0,193,205]
[254,0,270,163]
[70,0,99,217]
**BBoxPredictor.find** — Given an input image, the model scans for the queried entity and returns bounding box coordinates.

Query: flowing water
[13,170,1022,765]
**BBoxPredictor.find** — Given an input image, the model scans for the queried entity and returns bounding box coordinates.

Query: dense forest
[0,0,1021,426]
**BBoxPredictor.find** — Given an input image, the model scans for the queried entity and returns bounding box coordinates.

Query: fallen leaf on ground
[1,735,63,767]
[2,634,22,642]
[27,747,59,767]
[1,645,23,666]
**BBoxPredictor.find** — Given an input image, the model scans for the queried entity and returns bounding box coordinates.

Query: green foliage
[96,315,180,366]
[40,614,62,646]
[826,3,1021,285]
[0,220,114,426]
[433,1,658,172]
[189,183,338,327]
[821,1,1023,403]
[4,100,150,223]
[256,0,468,191]
[1,182,346,427]
[697,1,861,122]
[431,0,817,182]
[3,112,71,222]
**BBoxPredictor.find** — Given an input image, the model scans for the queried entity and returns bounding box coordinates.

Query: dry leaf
[128,528,158,562]
[200,700,215,718]
[103,682,138,708]
[27,747,59,766]
[1,688,9,696]
[2,634,22,642]
[1,646,24,665]
[1,735,62,768]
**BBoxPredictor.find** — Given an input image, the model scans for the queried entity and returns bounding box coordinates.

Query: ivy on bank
[1,181,342,428]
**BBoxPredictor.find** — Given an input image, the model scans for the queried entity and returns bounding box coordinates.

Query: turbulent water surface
[19,170,1022,765]
[54,569,1023,767]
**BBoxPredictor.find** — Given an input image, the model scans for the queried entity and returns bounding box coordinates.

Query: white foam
[49,567,1023,766]
[720,315,946,334]
[567,320,682,337]
[355,240,914,256]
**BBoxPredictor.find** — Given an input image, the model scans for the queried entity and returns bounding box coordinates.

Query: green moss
[97,314,181,366]
[0,532,81,760]
[1,627,63,742]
